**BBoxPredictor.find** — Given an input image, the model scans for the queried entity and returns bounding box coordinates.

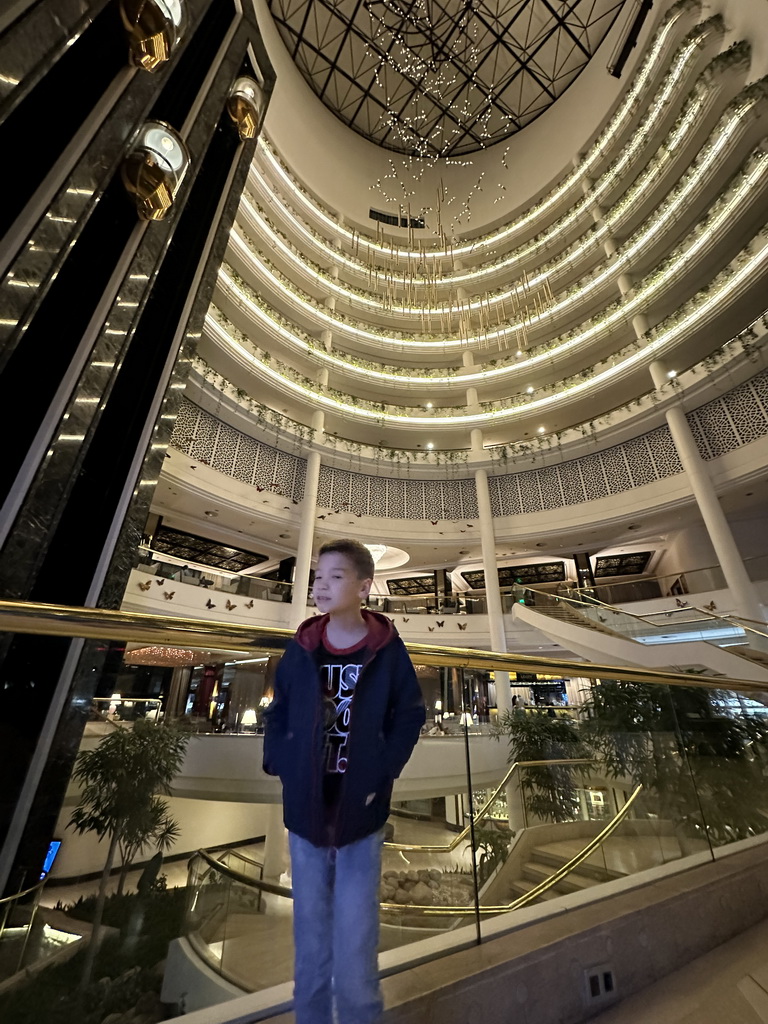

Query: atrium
[1,1,768,1022]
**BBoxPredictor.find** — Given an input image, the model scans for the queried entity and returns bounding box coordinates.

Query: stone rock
[394,888,410,904]
[417,869,430,882]
[134,987,164,1019]
[100,1014,124,1024]
[380,885,397,901]
[428,879,440,889]
[406,869,419,883]
[428,868,442,881]
[383,869,399,879]
[135,991,164,1016]
[410,882,434,906]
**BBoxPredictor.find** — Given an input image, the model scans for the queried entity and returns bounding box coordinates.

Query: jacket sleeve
[262,647,291,776]
[383,640,426,779]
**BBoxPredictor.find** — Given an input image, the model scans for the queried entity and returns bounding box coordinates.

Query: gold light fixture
[227,77,266,140]
[121,120,190,221]
[120,0,186,72]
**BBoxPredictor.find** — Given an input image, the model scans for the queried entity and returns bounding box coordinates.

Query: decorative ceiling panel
[268,0,626,156]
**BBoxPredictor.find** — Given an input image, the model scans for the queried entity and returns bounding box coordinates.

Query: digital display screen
[40,839,62,880]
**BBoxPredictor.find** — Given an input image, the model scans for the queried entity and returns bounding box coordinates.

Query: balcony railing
[2,598,768,1023]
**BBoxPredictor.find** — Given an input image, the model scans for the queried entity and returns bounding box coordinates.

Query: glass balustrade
[563,552,768,605]
[135,545,294,602]
[1,600,768,1023]
[521,582,768,667]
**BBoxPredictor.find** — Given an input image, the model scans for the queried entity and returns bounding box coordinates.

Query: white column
[650,359,765,624]
[471,435,523,827]
[290,409,324,630]
[261,801,287,882]
[471,428,511,713]
[469,430,523,828]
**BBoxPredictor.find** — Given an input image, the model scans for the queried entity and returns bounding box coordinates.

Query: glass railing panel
[671,684,768,855]
[4,600,768,1024]
[0,880,52,985]
[0,617,287,1024]
[379,667,482,952]
[185,851,292,995]
[474,681,721,937]
[136,546,295,602]
[565,551,768,607]
[520,588,650,641]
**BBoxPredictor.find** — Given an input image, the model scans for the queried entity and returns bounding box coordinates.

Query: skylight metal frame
[268,0,626,156]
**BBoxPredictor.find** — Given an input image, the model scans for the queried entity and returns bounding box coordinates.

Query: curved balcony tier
[252,2,717,270]
[248,26,739,305]
[235,118,768,359]
[201,231,768,449]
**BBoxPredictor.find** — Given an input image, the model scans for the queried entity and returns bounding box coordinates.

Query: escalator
[514,588,768,684]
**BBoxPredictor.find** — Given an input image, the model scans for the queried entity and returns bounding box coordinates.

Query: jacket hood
[294,609,397,654]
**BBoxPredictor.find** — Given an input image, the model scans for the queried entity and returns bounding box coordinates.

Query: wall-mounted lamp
[121,120,190,221]
[227,77,266,140]
[120,0,186,72]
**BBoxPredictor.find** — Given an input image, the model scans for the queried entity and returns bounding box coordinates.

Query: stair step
[530,846,623,882]
[522,861,597,893]
[507,878,562,902]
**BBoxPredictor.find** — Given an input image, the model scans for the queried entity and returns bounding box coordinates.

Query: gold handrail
[385,758,594,852]
[1,598,766,692]
[0,877,46,906]
[192,849,287,897]
[718,611,768,642]
[379,784,645,916]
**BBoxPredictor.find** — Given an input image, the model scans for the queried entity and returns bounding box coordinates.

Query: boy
[263,539,425,1024]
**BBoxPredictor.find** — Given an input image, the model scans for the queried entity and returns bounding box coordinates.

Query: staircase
[513,594,768,685]
[493,827,684,909]
[507,842,624,903]
[526,597,624,639]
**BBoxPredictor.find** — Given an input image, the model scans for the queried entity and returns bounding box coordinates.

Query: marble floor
[588,915,768,1024]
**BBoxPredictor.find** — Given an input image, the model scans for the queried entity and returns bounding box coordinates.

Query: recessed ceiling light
[537,426,545,434]
[526,386,534,394]
[426,442,434,449]
[204,510,218,517]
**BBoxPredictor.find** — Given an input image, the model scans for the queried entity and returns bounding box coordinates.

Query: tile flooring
[587,914,768,1024]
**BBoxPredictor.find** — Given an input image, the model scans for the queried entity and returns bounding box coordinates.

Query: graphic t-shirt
[316,629,368,834]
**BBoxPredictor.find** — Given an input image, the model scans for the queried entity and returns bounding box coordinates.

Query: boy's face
[313,552,372,616]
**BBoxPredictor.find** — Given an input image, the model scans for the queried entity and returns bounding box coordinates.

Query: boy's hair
[317,538,375,580]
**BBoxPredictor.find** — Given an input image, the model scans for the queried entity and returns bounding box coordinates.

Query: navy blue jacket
[262,610,425,847]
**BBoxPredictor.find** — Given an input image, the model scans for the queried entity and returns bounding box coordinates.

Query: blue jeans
[289,828,384,1024]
